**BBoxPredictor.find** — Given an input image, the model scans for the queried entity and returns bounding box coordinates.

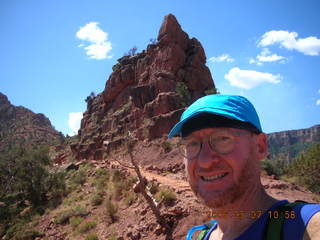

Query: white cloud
[250,48,286,65]
[224,67,281,90]
[68,112,83,136]
[317,99,320,105]
[258,30,320,56]
[257,48,286,62]
[209,54,235,63]
[76,22,112,60]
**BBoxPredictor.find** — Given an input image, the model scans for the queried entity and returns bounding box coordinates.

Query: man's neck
[209,185,278,240]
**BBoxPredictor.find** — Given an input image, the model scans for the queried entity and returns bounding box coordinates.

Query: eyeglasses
[178,130,251,159]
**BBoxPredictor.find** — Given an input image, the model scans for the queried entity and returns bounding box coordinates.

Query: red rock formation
[0,92,63,150]
[72,14,216,160]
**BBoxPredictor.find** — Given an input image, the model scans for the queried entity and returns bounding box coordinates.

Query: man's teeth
[202,173,227,181]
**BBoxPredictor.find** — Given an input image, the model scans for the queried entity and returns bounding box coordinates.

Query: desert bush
[124,46,138,57]
[78,220,97,233]
[85,92,96,104]
[112,63,121,72]
[85,233,99,240]
[261,155,286,177]
[68,168,86,191]
[0,145,66,225]
[13,228,42,240]
[175,82,191,107]
[105,199,118,222]
[95,168,110,179]
[123,191,137,207]
[69,217,83,229]
[155,188,176,204]
[4,222,25,239]
[285,143,320,193]
[112,176,136,200]
[112,170,126,182]
[107,236,117,240]
[54,205,88,224]
[147,181,159,195]
[90,193,104,206]
[92,169,110,192]
[204,88,219,95]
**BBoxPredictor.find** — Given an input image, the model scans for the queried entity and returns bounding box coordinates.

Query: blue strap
[186,220,217,240]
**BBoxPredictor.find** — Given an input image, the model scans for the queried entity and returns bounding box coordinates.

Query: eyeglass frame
[178,129,254,159]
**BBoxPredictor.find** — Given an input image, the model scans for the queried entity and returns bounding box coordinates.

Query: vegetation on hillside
[175,82,191,107]
[268,141,319,161]
[285,143,320,193]
[0,144,66,239]
[262,142,320,194]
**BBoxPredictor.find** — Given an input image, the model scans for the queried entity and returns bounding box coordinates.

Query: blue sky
[1,0,319,135]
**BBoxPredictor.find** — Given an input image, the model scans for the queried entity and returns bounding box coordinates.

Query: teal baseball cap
[168,94,262,138]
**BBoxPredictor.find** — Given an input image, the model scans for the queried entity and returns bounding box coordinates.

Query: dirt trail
[110,159,192,192]
[139,168,191,192]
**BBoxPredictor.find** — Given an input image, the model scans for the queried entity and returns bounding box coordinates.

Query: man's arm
[303,211,320,240]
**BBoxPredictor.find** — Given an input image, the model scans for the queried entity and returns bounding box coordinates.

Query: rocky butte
[71,14,216,160]
[0,92,63,150]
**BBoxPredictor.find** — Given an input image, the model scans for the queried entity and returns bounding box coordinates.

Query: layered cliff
[0,92,63,150]
[267,125,320,162]
[71,14,216,160]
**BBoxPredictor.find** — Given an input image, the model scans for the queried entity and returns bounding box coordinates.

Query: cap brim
[168,110,240,138]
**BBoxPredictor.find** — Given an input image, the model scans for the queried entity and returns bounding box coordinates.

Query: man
[168,94,320,240]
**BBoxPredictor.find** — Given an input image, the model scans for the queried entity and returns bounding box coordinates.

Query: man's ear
[255,133,268,160]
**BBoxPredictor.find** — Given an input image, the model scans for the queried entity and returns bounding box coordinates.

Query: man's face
[183,128,263,209]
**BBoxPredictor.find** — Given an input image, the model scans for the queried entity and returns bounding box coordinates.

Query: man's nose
[197,141,220,168]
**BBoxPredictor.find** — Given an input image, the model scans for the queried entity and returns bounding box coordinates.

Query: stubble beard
[188,155,258,209]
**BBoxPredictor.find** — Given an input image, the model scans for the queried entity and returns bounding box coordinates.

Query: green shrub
[147,181,159,195]
[91,193,104,206]
[105,199,118,222]
[69,169,86,186]
[4,222,24,239]
[112,63,121,72]
[85,233,99,240]
[261,156,286,177]
[0,145,66,224]
[92,169,110,192]
[112,170,126,182]
[69,217,83,229]
[155,188,176,204]
[54,205,88,224]
[204,88,219,95]
[107,236,117,240]
[123,191,137,206]
[12,228,41,240]
[112,176,136,200]
[175,82,191,107]
[78,220,97,233]
[285,143,320,193]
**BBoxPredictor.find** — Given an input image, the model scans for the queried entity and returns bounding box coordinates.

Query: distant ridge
[0,92,63,150]
[267,124,320,162]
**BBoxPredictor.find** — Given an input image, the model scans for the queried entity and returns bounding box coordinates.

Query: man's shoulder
[289,202,320,240]
[303,211,320,240]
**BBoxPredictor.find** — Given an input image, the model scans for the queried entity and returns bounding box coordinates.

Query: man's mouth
[201,173,228,182]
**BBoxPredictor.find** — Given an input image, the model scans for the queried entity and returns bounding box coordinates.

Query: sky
[1,0,319,136]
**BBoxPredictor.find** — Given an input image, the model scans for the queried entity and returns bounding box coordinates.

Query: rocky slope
[267,125,320,162]
[0,92,63,150]
[70,14,216,161]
